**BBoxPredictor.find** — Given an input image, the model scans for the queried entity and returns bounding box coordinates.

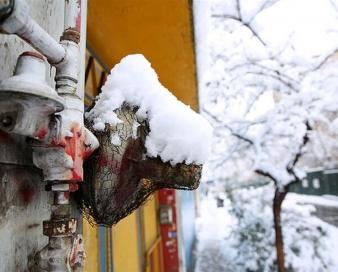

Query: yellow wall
[142,197,158,250]
[87,0,198,109]
[83,221,99,272]
[112,211,140,272]
[141,196,162,272]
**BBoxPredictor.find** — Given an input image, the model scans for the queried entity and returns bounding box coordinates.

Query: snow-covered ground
[194,188,338,272]
[195,195,236,272]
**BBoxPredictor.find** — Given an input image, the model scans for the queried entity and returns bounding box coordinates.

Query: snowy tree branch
[286,121,311,184]
[312,47,338,71]
[211,14,266,46]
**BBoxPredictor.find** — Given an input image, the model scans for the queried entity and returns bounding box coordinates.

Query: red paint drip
[61,125,84,183]
[97,155,121,175]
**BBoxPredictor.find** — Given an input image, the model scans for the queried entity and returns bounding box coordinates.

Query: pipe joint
[55,39,80,98]
[0,0,66,64]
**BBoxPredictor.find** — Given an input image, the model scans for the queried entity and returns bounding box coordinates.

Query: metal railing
[84,47,109,107]
[145,236,164,272]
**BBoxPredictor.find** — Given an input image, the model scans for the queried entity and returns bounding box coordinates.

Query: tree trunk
[273,188,287,272]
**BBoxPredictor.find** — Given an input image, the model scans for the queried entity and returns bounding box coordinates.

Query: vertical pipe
[78,0,87,103]
[59,0,86,103]
[64,0,81,32]
[54,191,70,205]
[99,226,107,272]
[108,227,114,272]
[38,1,87,270]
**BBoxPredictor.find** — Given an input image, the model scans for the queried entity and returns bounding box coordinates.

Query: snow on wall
[87,54,213,165]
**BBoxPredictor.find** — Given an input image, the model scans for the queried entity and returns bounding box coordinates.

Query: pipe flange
[60,27,80,44]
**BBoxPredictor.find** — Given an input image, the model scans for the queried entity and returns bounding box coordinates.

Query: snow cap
[87,54,213,165]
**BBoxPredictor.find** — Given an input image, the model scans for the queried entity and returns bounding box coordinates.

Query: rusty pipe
[0,0,66,64]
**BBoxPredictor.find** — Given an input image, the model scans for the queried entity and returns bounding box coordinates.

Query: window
[302,179,309,188]
[313,178,320,189]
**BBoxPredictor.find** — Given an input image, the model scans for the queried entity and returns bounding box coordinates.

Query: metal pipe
[56,0,83,101]
[42,0,83,269]
[37,1,96,271]
[0,0,66,64]
[64,0,81,32]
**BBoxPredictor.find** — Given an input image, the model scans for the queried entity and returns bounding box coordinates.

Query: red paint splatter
[97,155,121,175]
[50,122,97,191]
[69,183,79,192]
[0,131,13,143]
[51,138,58,145]
[20,186,35,204]
[83,149,92,160]
[35,128,48,140]
[60,125,84,183]
[71,170,82,181]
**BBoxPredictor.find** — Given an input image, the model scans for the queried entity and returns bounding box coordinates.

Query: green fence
[289,169,338,196]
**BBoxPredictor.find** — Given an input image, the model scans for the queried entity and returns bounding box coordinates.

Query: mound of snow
[86,54,212,165]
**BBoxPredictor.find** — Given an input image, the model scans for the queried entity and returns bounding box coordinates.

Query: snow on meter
[77,54,212,226]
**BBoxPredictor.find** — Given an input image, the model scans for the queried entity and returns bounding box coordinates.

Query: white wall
[0,1,84,270]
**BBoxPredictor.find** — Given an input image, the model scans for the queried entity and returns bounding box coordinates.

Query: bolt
[0,0,13,23]
[1,115,12,127]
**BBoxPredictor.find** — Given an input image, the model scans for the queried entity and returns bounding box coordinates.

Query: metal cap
[0,51,64,111]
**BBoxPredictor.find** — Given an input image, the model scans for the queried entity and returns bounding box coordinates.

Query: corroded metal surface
[69,235,86,270]
[33,237,73,271]
[43,218,77,237]
[61,27,80,44]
